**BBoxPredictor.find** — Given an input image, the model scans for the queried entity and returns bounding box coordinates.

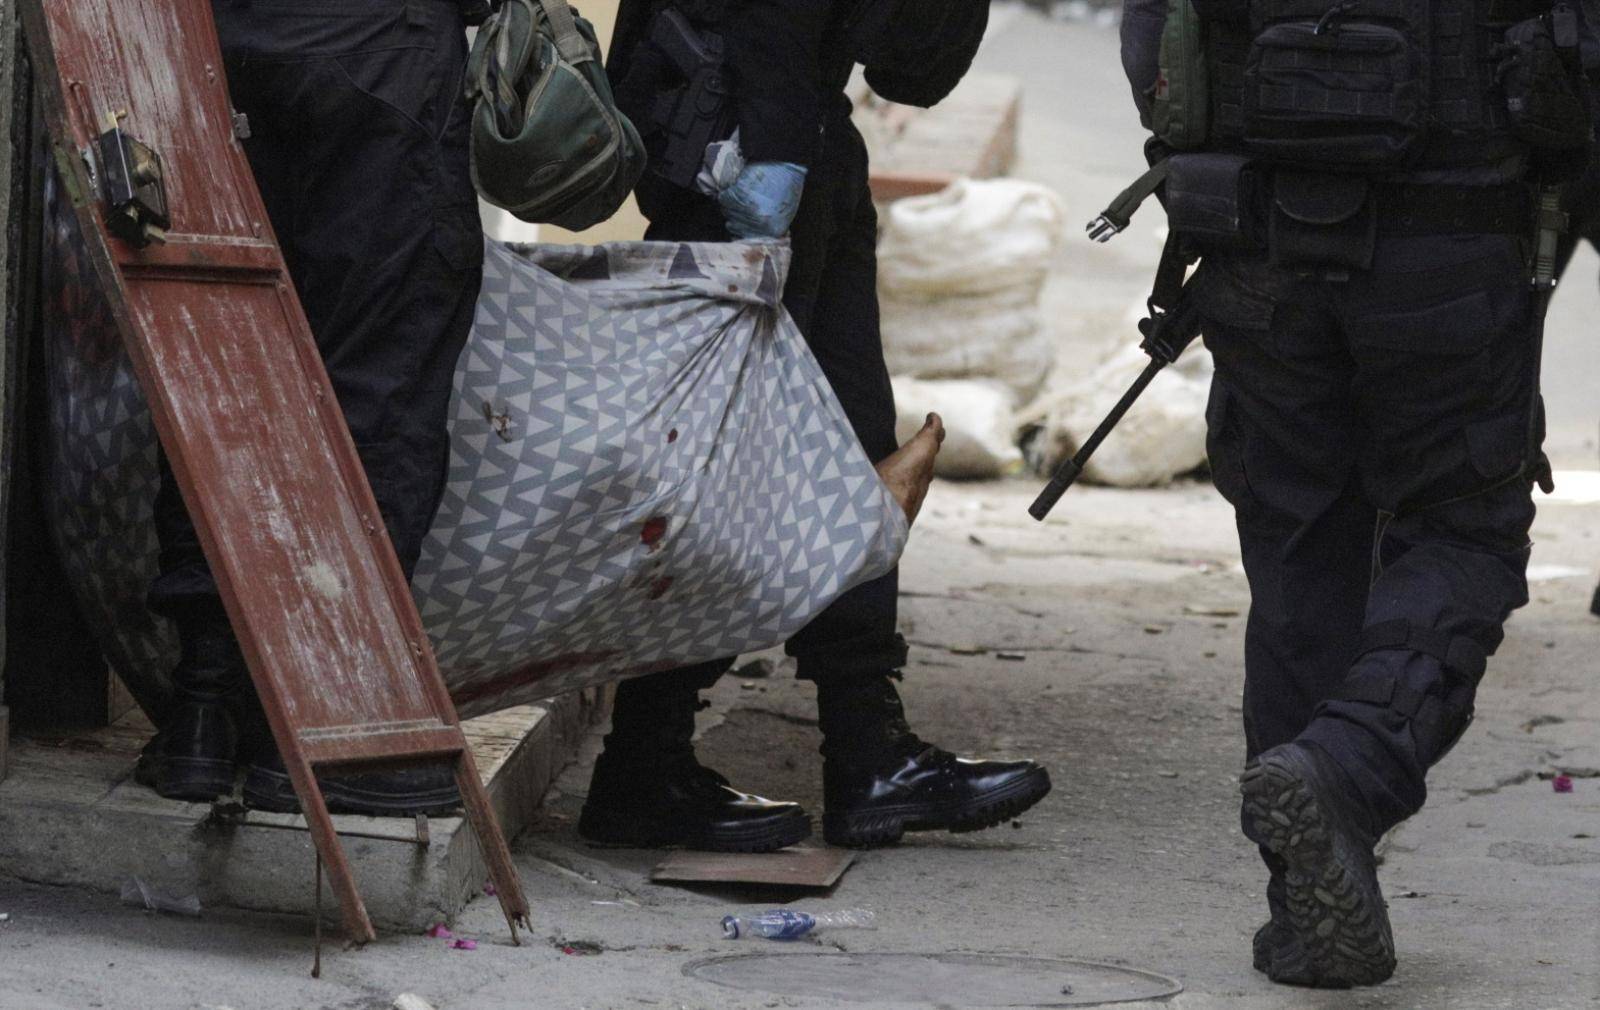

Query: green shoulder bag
[467,0,647,231]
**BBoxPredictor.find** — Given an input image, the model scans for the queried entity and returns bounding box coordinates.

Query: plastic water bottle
[720,908,875,940]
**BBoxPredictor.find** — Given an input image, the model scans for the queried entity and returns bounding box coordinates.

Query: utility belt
[1157,152,1535,270]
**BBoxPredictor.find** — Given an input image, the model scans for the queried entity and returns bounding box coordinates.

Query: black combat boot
[1240,741,1396,988]
[143,627,247,803]
[1251,859,1302,975]
[817,674,1051,848]
[242,752,462,817]
[577,677,811,852]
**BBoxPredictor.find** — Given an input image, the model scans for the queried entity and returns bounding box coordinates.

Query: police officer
[140,0,486,815]
[579,0,1053,852]
[1120,0,1599,987]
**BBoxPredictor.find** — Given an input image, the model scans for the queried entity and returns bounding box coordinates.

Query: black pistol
[646,9,735,191]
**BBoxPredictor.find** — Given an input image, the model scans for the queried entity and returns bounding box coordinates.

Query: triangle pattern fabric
[44,233,908,719]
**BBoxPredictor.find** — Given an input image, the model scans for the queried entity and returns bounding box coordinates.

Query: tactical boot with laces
[1241,741,1397,988]
[1252,866,1304,975]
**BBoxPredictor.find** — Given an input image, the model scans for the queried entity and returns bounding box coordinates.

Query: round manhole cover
[683,953,1182,1007]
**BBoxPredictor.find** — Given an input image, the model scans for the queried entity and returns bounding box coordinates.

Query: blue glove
[717,161,808,239]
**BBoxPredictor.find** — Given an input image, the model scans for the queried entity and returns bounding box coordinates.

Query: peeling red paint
[640,516,669,551]
[647,576,675,600]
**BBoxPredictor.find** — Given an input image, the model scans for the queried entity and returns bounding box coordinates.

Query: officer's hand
[717,161,808,239]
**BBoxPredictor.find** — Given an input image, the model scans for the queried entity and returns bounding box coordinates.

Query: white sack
[1023,338,1215,488]
[877,179,1066,400]
[892,376,1023,479]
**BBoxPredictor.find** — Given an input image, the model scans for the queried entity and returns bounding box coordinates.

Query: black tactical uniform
[581,0,1052,852]
[143,0,482,812]
[1122,0,1598,988]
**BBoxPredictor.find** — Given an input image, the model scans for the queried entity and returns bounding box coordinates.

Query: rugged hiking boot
[816,674,1050,848]
[1241,742,1396,988]
[1252,870,1302,974]
[578,752,812,852]
[243,753,463,817]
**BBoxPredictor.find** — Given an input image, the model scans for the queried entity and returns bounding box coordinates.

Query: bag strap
[533,0,594,65]
[482,0,534,134]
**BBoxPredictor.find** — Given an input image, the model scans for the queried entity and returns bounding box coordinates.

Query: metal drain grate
[683,952,1183,1007]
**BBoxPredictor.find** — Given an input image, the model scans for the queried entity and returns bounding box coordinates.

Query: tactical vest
[1196,0,1537,171]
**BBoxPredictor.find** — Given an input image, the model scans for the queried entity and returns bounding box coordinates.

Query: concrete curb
[0,685,610,932]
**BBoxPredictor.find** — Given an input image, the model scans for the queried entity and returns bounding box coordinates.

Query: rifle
[1029,230,1201,521]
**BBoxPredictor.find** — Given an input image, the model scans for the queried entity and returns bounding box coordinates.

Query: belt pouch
[1268,171,1376,270]
[1166,152,1261,248]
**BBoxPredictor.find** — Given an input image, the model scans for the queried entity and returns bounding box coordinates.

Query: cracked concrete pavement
[2,7,1597,1009]
[2,477,1594,1010]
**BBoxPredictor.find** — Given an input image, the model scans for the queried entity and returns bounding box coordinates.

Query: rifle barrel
[1028,356,1168,522]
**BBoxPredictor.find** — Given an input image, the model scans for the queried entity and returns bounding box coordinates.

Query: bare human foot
[876,413,945,525]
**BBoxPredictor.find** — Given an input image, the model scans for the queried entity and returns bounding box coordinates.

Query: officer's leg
[153,1,482,814]
[780,136,905,681]
[1297,235,1537,833]
[1240,235,1537,989]
[773,127,1049,848]
[141,16,305,801]
[1192,259,1373,768]
[576,193,812,852]
[1191,255,1377,982]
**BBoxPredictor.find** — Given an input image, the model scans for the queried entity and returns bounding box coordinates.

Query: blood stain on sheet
[641,516,669,551]
[648,576,675,600]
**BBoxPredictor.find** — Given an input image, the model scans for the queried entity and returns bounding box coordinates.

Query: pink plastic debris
[451,939,478,951]
[1553,775,1575,794]
[426,924,453,938]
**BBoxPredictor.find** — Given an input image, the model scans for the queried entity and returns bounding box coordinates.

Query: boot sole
[155,756,235,804]
[577,806,812,854]
[823,766,1052,849]
[242,767,462,818]
[1240,754,1396,988]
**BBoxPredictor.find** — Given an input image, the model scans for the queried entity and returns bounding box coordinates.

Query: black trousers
[623,115,907,698]
[150,0,482,643]
[1193,234,1540,838]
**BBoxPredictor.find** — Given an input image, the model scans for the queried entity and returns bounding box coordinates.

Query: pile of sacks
[878,179,1214,487]
[878,178,1063,478]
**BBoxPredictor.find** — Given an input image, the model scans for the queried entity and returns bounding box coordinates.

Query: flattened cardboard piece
[651,848,855,889]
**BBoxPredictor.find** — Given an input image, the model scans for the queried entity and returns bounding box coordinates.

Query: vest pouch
[1499,7,1595,179]
[1268,171,1376,270]
[1243,16,1426,169]
[1153,0,1211,148]
[1167,153,1264,248]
